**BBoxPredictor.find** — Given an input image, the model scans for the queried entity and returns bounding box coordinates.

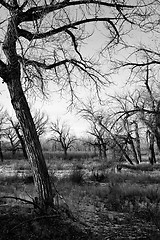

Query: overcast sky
[0,3,147,137]
[0,68,130,137]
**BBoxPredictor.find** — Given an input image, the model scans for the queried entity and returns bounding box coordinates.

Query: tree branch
[65,29,83,60]
[18,56,70,69]
[122,60,160,68]
[18,56,106,85]
[145,62,156,110]
[0,0,18,10]
[18,17,119,41]
[19,1,135,22]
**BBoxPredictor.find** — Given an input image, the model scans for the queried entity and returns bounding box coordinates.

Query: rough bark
[1,10,54,211]
[7,79,54,210]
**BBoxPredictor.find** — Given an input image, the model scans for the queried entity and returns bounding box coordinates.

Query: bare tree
[98,114,135,165]
[118,66,160,163]
[80,100,135,163]
[3,127,20,157]
[9,120,28,159]
[113,2,160,161]
[50,119,76,159]
[33,110,49,137]
[6,110,48,159]
[81,137,96,153]
[112,94,142,164]
[0,0,149,210]
[80,103,108,158]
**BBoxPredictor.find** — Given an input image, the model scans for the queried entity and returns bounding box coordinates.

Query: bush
[106,183,125,211]
[23,176,34,184]
[89,169,106,182]
[69,164,84,185]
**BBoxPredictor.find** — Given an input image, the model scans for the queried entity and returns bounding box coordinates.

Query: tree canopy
[0,0,149,100]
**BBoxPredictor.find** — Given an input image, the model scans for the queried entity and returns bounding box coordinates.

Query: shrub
[69,163,84,185]
[106,182,125,211]
[146,186,160,204]
[89,169,106,182]
[23,176,34,184]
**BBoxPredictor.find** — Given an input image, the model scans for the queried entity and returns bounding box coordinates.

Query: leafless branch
[18,17,120,41]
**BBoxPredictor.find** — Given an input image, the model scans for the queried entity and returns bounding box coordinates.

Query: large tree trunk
[2,12,54,212]
[8,81,54,210]
[8,80,54,210]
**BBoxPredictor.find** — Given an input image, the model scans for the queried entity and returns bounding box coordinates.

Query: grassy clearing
[54,162,160,227]
[1,157,160,239]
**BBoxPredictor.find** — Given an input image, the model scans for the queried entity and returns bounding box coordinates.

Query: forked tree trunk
[2,14,54,211]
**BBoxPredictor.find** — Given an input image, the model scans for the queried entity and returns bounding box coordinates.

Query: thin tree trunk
[98,144,102,158]
[128,134,139,164]
[99,122,134,165]
[9,138,16,158]
[147,130,156,165]
[63,148,68,159]
[154,124,160,154]
[102,143,107,159]
[134,121,142,163]
[0,140,4,162]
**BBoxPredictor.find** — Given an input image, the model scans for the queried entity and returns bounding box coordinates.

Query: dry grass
[1,156,160,239]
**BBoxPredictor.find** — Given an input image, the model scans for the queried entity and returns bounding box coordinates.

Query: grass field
[1,153,160,239]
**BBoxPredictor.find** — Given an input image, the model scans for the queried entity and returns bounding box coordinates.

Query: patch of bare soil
[95,211,160,240]
[74,200,160,240]
[0,205,96,240]
[1,203,160,240]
